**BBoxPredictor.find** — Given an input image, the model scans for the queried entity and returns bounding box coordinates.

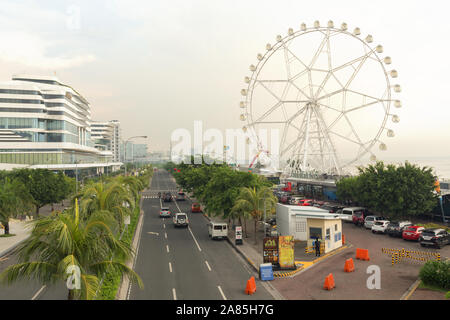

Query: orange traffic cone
[245,276,256,295]
[344,258,355,272]
[323,273,335,290]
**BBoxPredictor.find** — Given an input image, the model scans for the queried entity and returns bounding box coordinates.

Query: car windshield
[161,208,169,211]
[342,210,352,215]
[374,222,384,226]
[405,226,415,231]
[177,214,186,219]
[422,230,437,236]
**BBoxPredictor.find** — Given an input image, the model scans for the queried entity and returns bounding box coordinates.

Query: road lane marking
[169,262,173,273]
[188,226,202,252]
[172,288,177,300]
[147,232,159,236]
[166,245,170,253]
[163,224,166,229]
[31,285,46,300]
[165,232,167,239]
[205,260,212,271]
[218,286,227,300]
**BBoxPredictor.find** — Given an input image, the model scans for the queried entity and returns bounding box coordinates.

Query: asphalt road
[128,169,276,300]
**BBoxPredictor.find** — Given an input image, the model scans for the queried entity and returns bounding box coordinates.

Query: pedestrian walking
[315,237,321,257]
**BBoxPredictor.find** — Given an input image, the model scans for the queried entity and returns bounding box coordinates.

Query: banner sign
[263,237,279,265]
[278,236,295,269]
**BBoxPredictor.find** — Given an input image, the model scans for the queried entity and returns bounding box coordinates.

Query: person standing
[315,236,321,257]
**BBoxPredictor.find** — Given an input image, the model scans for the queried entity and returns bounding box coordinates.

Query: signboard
[278,236,295,269]
[263,237,279,265]
[259,263,274,281]
[235,226,243,245]
[124,215,131,225]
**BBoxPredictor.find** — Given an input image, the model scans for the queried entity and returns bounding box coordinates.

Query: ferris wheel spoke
[283,45,310,74]
[325,111,345,131]
[252,101,283,123]
[316,88,345,102]
[345,89,385,104]
[287,80,312,101]
[344,100,382,113]
[309,32,329,69]
[314,71,332,99]
[282,45,292,79]
[331,50,375,73]
[316,102,343,114]
[257,81,285,102]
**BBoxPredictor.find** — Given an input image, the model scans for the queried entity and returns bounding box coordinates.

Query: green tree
[0,179,34,234]
[0,201,142,300]
[231,186,278,244]
[11,169,61,217]
[336,161,437,219]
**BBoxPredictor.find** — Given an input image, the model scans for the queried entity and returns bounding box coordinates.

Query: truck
[208,222,228,240]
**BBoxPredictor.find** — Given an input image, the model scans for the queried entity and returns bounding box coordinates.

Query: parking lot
[271,221,449,300]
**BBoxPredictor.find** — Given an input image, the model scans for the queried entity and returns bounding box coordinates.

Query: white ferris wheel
[239,20,402,176]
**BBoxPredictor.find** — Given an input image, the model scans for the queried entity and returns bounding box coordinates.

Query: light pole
[124,135,147,176]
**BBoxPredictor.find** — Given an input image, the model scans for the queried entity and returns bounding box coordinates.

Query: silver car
[364,216,386,229]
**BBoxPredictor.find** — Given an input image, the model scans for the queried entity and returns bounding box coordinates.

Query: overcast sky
[0,0,449,164]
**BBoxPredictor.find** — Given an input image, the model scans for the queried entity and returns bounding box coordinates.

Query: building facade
[90,120,121,162]
[0,74,111,167]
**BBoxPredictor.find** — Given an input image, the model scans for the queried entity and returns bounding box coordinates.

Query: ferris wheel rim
[240,22,400,173]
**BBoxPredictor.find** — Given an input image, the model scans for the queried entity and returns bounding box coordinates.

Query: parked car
[299,199,313,206]
[372,220,390,234]
[386,221,413,237]
[402,226,425,241]
[280,194,291,204]
[347,207,369,226]
[208,222,228,240]
[321,204,345,213]
[289,196,304,205]
[173,213,189,228]
[419,228,450,249]
[176,191,186,201]
[337,208,353,223]
[163,192,172,202]
[159,207,171,218]
[364,216,387,229]
[266,217,276,226]
[191,202,202,213]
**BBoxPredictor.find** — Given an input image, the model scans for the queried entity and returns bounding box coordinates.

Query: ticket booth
[276,203,343,254]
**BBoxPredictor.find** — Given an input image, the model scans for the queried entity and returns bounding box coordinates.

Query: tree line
[336,161,438,219]
[164,158,278,244]
[0,165,154,300]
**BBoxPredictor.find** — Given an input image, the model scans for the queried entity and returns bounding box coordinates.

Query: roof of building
[277,203,342,220]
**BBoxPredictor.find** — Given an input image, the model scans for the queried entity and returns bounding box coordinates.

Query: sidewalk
[0,218,33,257]
[0,201,70,258]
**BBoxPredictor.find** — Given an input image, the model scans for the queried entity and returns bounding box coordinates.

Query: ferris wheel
[239,20,402,175]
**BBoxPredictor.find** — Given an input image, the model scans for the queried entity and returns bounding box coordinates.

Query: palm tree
[80,181,135,232]
[231,186,278,244]
[0,179,34,234]
[117,176,144,203]
[0,199,142,300]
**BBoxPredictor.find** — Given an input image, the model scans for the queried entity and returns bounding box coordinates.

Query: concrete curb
[0,237,28,258]
[400,279,421,300]
[116,177,151,300]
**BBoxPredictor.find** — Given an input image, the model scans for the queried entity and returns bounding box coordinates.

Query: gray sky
[0,0,449,161]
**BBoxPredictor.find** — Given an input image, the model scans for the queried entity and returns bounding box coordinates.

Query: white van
[208,222,228,240]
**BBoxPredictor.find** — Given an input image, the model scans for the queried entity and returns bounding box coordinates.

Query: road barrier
[381,248,441,265]
[323,273,335,290]
[344,258,355,272]
[356,248,370,261]
[245,276,256,295]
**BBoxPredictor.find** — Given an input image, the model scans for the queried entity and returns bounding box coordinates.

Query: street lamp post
[124,136,147,176]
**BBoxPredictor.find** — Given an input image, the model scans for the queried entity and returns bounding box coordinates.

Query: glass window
[309,227,322,239]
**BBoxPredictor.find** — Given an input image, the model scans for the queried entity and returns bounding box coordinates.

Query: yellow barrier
[382,248,441,265]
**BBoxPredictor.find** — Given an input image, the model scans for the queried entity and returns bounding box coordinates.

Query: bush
[446,291,450,299]
[419,260,450,290]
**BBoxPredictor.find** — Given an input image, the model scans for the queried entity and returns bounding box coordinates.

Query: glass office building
[0,74,108,166]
